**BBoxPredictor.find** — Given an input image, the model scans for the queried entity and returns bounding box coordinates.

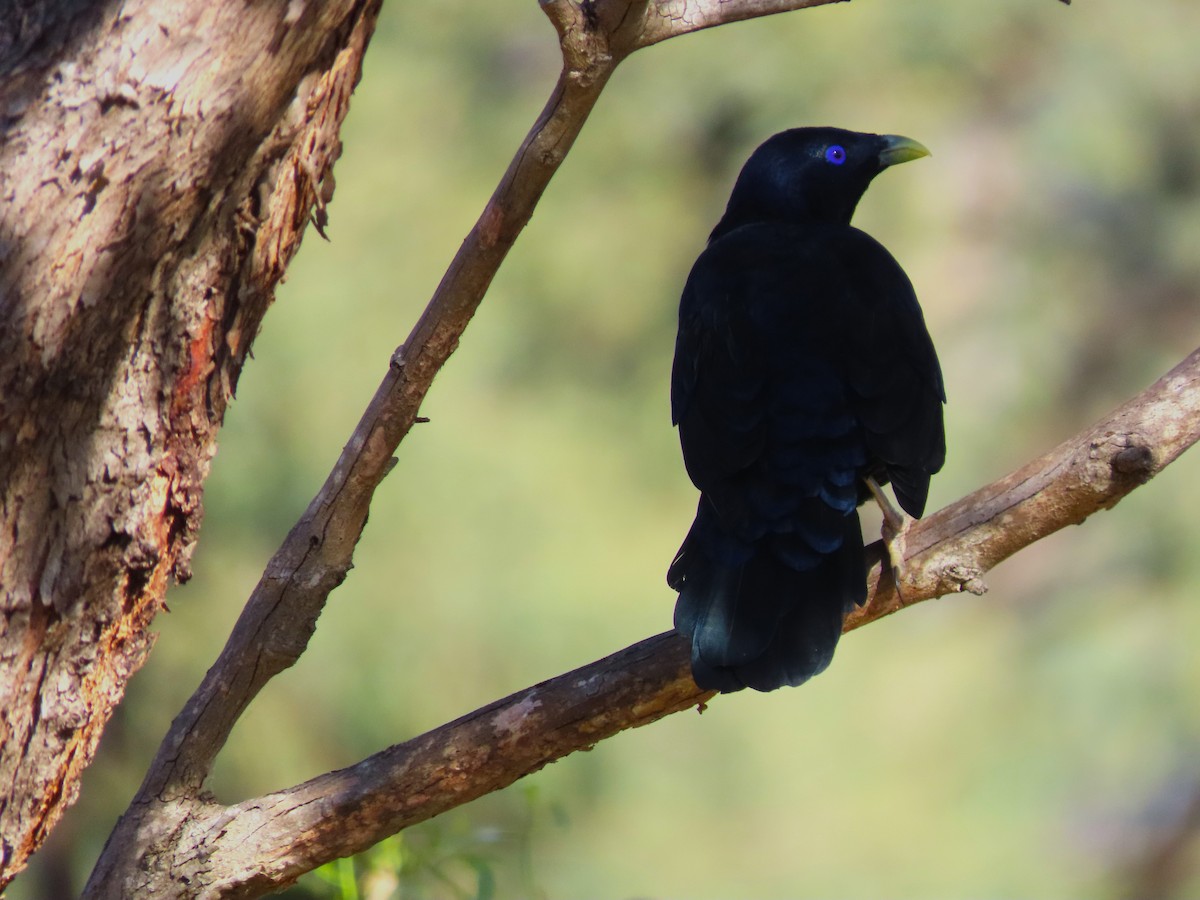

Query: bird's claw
[881,513,913,601]
[865,477,913,600]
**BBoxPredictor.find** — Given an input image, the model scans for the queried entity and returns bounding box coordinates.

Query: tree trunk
[0,0,379,885]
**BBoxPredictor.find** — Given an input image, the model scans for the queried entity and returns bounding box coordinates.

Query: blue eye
[825,145,846,165]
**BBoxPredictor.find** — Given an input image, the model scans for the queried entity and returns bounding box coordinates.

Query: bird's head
[711,127,929,241]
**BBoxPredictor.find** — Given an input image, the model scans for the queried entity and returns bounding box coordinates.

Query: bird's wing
[831,227,946,516]
[671,245,769,491]
[672,225,867,550]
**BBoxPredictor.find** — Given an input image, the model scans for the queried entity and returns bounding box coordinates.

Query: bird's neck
[708,192,861,243]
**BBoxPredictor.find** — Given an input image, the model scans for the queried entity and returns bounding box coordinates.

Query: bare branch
[630,0,850,48]
[151,634,703,898]
[854,345,1200,625]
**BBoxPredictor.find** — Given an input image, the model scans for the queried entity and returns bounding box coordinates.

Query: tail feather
[670,511,865,692]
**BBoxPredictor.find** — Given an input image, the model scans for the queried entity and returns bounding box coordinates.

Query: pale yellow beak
[878,134,931,168]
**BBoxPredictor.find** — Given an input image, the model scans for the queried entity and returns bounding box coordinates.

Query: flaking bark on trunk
[0,0,379,885]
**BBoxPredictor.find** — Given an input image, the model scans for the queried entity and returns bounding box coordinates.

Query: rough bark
[0,0,380,885]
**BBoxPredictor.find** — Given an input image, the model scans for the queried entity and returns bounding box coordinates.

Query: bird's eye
[824,145,847,165]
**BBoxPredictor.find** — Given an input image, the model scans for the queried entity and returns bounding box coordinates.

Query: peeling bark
[0,0,380,885]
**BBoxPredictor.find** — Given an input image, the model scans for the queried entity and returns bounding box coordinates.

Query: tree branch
[853,345,1200,626]
[86,0,1083,895]
[92,342,1200,897]
[195,348,1197,894]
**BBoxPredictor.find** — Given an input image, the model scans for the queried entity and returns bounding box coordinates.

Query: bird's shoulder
[687,221,907,304]
[671,222,877,437]
[678,221,917,355]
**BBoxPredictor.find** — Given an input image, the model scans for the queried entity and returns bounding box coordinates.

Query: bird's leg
[865,476,912,599]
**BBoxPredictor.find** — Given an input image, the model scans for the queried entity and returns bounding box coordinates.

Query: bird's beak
[877,134,931,168]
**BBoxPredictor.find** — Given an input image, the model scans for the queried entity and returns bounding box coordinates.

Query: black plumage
[668,127,946,693]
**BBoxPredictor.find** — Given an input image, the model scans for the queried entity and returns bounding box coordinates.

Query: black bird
[668,127,946,693]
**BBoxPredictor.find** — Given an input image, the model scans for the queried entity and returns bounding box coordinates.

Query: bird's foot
[865,477,914,600]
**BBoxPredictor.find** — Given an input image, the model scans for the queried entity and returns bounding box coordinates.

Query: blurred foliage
[288,786,560,900]
[18,0,1200,897]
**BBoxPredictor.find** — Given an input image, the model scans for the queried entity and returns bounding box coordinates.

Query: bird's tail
[668,510,865,693]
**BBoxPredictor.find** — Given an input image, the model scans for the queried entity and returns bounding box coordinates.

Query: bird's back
[670,221,944,691]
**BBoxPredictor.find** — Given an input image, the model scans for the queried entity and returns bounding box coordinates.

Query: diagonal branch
[182,346,1197,895]
[853,345,1200,622]
[95,345,1200,897]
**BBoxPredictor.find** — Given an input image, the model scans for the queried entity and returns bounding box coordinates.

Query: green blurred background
[21,0,1200,897]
